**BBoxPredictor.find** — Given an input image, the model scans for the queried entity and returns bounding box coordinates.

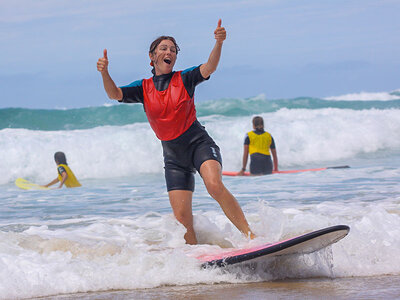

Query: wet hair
[149,36,180,75]
[54,151,67,165]
[252,116,264,130]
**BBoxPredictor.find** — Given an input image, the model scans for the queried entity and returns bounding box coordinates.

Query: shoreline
[32,275,400,300]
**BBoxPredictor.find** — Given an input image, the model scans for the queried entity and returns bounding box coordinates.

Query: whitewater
[1,91,400,299]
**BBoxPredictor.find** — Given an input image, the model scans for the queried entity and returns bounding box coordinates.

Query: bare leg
[200,160,255,239]
[168,190,197,244]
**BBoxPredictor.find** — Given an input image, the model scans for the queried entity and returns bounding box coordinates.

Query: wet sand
[34,275,400,300]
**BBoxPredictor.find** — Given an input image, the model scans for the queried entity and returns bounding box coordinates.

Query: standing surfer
[97,19,255,244]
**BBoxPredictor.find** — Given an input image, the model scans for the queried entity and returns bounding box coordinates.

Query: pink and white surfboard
[198,225,350,268]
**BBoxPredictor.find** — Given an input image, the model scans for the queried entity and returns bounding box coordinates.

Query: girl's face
[149,39,177,75]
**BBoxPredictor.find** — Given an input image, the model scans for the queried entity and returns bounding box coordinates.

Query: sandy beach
[33,275,400,300]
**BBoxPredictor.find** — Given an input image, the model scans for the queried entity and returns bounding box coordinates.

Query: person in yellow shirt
[238,116,278,175]
[43,152,81,188]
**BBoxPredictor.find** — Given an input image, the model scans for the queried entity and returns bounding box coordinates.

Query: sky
[1,0,399,109]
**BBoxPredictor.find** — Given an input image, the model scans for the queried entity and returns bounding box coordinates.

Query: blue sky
[1,0,399,108]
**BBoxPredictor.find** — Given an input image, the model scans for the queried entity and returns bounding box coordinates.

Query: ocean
[1,90,400,299]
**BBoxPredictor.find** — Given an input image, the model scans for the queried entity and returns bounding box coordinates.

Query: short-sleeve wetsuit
[57,164,81,187]
[119,65,222,192]
[244,129,276,175]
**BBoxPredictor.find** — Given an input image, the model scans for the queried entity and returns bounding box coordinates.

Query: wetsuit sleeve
[270,137,276,149]
[119,80,144,103]
[244,134,250,145]
[57,166,66,175]
[181,65,209,98]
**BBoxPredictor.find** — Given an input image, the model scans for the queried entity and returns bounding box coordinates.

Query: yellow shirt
[247,131,272,156]
[57,164,81,188]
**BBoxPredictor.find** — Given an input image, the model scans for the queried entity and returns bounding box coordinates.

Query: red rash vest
[142,71,197,141]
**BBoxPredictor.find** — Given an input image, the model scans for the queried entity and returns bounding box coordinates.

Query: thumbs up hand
[214,19,226,43]
[97,49,109,73]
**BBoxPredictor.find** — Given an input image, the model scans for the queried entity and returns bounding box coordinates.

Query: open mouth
[164,58,171,64]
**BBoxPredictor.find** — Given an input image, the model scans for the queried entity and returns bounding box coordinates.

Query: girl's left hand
[214,19,226,43]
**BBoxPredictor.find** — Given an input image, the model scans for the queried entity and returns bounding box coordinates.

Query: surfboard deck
[222,165,350,176]
[198,225,350,268]
[15,178,49,190]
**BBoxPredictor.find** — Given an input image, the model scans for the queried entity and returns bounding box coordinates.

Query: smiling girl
[97,19,254,244]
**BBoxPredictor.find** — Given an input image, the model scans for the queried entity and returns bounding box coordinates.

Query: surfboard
[197,225,350,268]
[15,178,49,190]
[222,165,350,176]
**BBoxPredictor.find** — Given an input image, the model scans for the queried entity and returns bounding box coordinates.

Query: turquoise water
[1,95,400,131]
[1,92,400,299]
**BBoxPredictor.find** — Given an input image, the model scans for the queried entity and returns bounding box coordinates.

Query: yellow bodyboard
[15,178,49,190]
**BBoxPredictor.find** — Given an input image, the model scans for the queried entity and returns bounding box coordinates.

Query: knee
[205,179,225,199]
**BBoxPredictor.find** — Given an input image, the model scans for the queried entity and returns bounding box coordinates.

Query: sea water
[1,91,400,299]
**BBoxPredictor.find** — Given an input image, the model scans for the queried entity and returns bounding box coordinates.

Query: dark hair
[252,116,264,130]
[54,152,67,165]
[149,36,180,74]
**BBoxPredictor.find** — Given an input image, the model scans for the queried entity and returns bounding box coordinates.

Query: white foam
[210,108,400,170]
[0,123,163,184]
[324,91,400,101]
[1,108,400,184]
[1,199,400,299]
